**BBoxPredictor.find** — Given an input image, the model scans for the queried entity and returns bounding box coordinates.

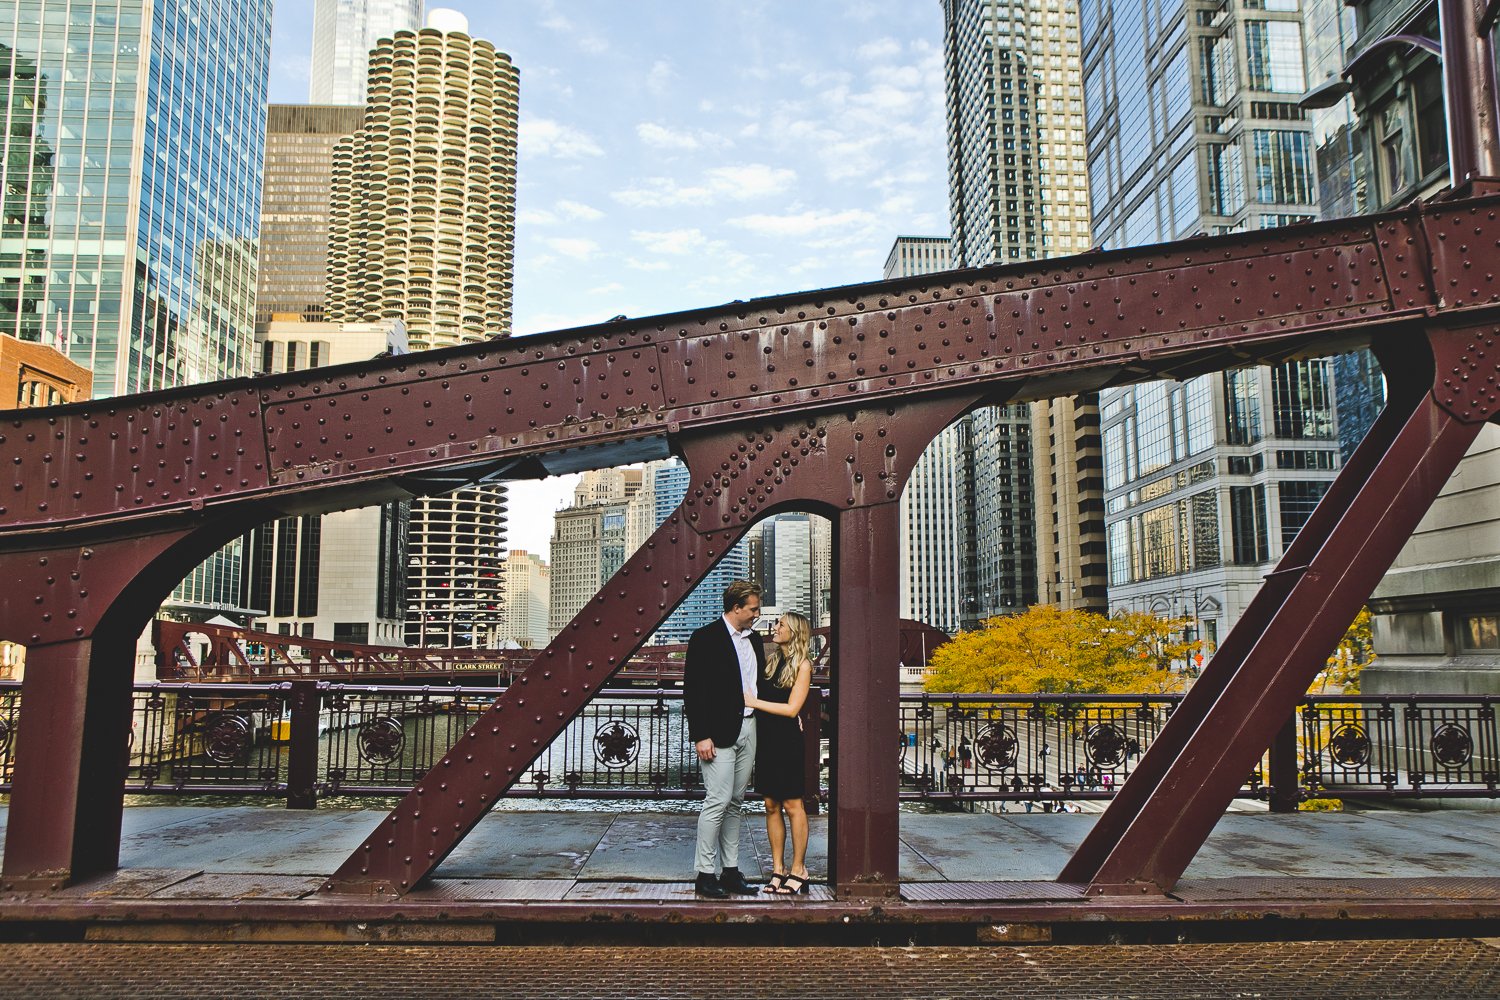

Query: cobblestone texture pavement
[0,938,1497,998]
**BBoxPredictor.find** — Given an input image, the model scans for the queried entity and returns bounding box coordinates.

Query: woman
[744,611,815,895]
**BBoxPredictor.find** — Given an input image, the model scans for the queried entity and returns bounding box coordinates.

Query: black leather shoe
[718,867,760,894]
[694,872,728,898]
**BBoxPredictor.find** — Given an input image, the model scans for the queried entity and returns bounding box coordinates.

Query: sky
[268,1,952,558]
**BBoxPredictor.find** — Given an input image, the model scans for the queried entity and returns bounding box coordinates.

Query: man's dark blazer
[684,617,767,748]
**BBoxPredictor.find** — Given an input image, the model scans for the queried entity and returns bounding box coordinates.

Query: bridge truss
[1,0,1498,903]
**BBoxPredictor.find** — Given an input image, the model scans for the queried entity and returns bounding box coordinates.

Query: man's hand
[695,738,716,762]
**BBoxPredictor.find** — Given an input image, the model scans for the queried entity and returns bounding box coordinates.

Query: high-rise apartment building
[758,514,818,624]
[1083,0,1339,643]
[243,319,410,645]
[256,105,364,325]
[884,237,970,635]
[324,14,518,347]
[0,0,272,617]
[309,0,423,106]
[498,549,550,649]
[322,12,520,648]
[942,0,1105,620]
[547,469,642,638]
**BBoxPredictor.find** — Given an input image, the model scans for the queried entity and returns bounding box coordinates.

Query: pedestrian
[743,610,815,895]
[685,580,765,898]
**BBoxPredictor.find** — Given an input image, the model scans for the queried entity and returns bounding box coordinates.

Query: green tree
[924,605,1195,695]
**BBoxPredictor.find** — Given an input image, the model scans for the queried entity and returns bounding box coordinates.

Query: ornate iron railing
[0,683,1491,806]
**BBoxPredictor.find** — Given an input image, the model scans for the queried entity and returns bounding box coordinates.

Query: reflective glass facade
[647,461,750,645]
[1086,0,1347,639]
[0,0,270,616]
[309,0,421,106]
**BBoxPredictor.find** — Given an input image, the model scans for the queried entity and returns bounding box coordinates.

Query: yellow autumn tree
[1311,606,1375,694]
[924,605,1195,695]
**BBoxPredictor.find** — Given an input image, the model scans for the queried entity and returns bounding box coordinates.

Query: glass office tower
[309,0,422,106]
[0,0,271,615]
[1082,0,1339,642]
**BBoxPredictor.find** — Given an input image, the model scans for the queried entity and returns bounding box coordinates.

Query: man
[684,579,765,898]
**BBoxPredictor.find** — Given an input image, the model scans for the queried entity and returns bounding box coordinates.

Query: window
[1456,613,1500,651]
[1252,130,1314,204]
[1230,484,1270,562]
[1244,21,1304,94]
[1278,480,1329,547]
[1377,101,1412,202]
[1224,368,1262,444]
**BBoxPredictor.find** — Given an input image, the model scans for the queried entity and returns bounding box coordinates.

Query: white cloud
[857,37,903,60]
[646,60,676,96]
[630,228,711,256]
[637,122,702,151]
[728,207,879,243]
[544,237,600,260]
[521,118,604,159]
[518,208,558,226]
[625,258,673,272]
[588,281,625,296]
[613,164,795,209]
[556,200,604,221]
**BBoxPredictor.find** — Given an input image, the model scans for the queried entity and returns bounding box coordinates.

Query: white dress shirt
[724,615,757,716]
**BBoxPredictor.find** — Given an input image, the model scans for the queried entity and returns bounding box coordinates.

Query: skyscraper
[256,105,364,324]
[547,469,641,638]
[498,549,550,649]
[942,0,1105,620]
[0,0,268,396]
[309,0,423,106]
[0,0,272,616]
[323,11,520,647]
[325,14,518,347]
[1083,0,1337,643]
[647,460,751,644]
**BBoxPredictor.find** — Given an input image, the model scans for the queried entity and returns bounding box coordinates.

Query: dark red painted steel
[1,188,1498,895]
[3,206,1476,549]
[1058,334,1437,885]
[319,394,979,895]
[1065,323,1496,894]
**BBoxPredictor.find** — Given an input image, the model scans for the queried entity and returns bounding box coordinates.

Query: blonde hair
[764,611,811,689]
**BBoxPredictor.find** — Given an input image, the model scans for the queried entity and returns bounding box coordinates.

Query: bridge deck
[2,804,1496,940]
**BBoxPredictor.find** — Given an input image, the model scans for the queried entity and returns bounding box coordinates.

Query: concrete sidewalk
[2,803,1494,884]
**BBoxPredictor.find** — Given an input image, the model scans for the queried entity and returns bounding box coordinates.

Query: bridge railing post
[801,686,823,817]
[1267,710,1300,813]
[285,680,321,810]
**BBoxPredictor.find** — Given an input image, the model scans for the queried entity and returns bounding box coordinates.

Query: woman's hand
[743,687,758,708]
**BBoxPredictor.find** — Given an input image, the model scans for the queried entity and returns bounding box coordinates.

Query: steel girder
[1,188,1499,894]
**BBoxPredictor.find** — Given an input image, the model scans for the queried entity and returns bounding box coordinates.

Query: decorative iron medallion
[1431,723,1474,768]
[203,714,251,764]
[973,723,1019,770]
[1084,722,1129,768]
[1328,722,1372,768]
[357,716,405,764]
[593,720,640,769]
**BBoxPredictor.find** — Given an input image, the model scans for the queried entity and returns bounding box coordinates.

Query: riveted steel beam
[1,188,1498,892]
[322,395,979,896]
[1063,318,1499,894]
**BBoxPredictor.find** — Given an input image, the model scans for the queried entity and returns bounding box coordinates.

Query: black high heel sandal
[777,873,809,895]
[762,873,786,894]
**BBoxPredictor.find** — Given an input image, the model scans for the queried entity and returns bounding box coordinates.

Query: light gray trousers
[695,715,756,875]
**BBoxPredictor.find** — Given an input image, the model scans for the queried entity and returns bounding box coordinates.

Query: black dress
[752,674,805,800]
